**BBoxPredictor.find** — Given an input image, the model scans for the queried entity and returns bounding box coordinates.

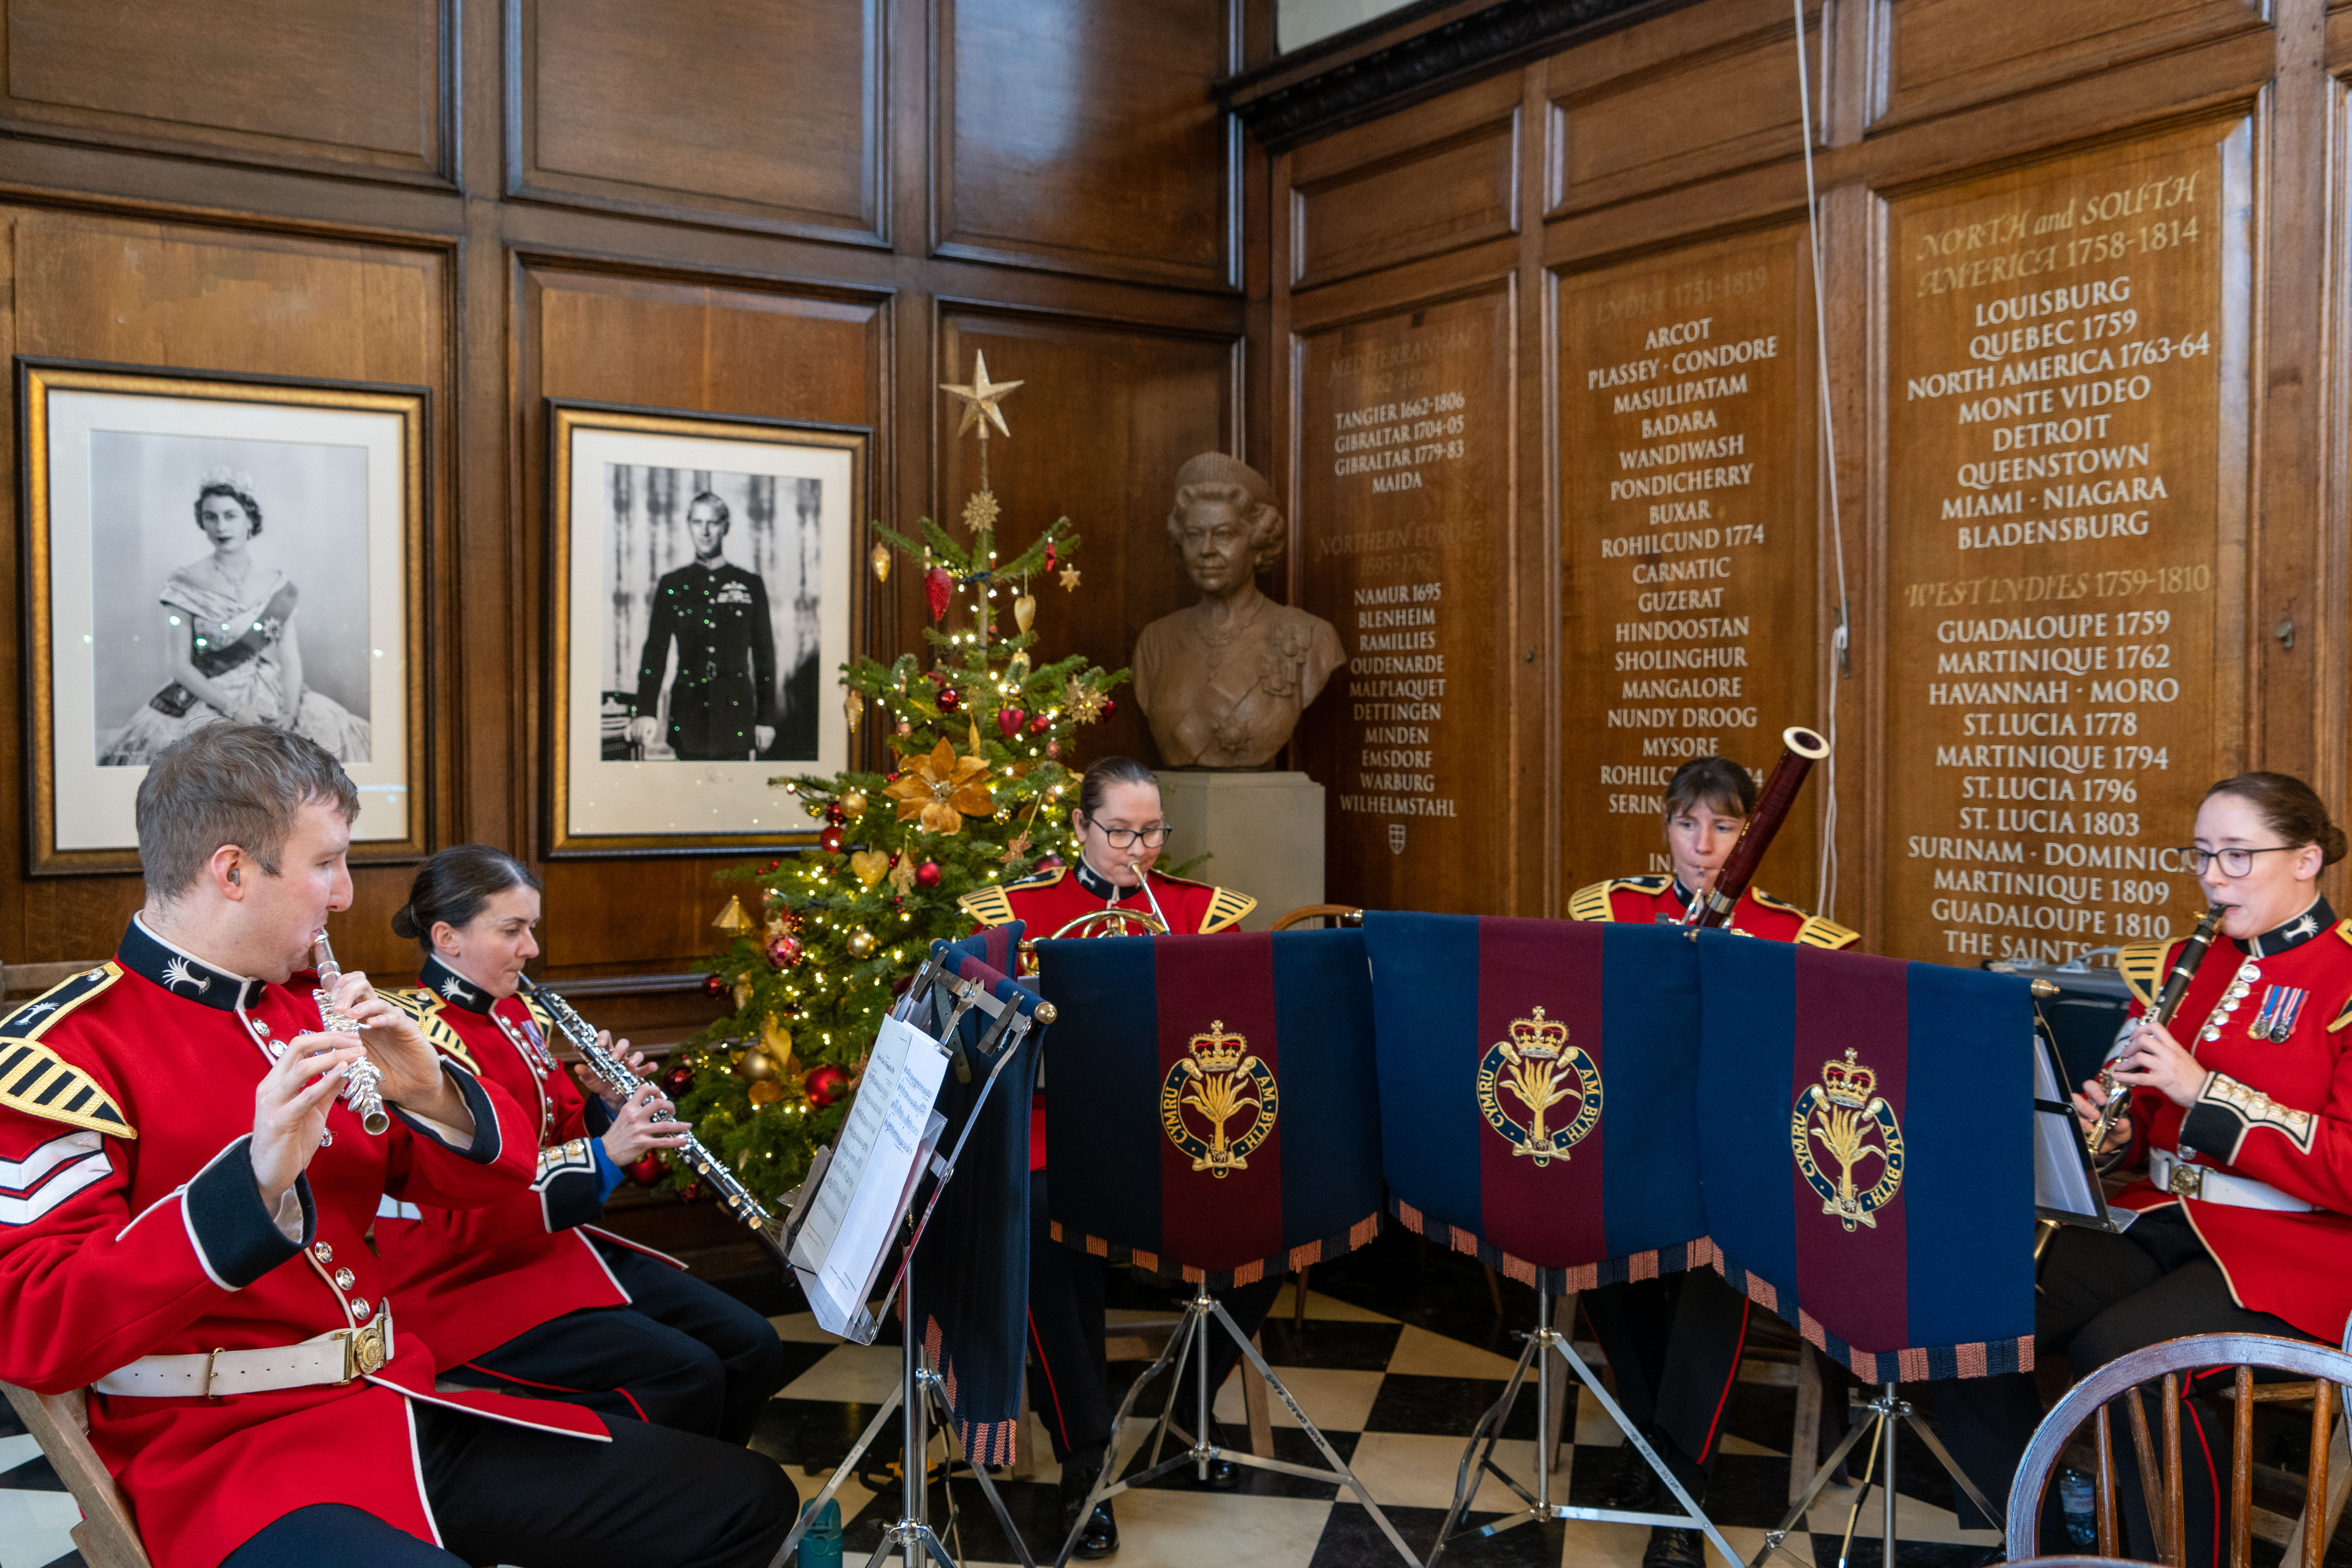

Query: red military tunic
[372,955,685,1370]
[0,918,604,1568]
[2110,901,2352,1340]
[1568,874,1860,949]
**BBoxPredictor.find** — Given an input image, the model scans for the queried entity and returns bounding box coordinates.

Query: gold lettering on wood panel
[1296,291,1513,911]
[1559,230,1820,901]
[1883,122,2252,965]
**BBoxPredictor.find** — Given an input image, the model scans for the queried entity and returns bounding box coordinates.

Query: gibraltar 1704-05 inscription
[1559,227,1822,899]
[1295,289,1513,912]
[1883,120,2253,965]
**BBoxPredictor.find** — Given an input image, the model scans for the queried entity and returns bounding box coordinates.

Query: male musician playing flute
[1570,755,1857,1568]
[0,724,793,1568]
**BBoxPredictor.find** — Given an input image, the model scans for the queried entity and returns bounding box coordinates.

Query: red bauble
[1044,542,1058,574]
[804,1064,850,1108]
[824,801,847,826]
[1046,740,1060,758]
[915,860,942,889]
[936,685,961,713]
[817,826,845,854]
[1029,714,1050,735]
[625,1153,665,1188]
[700,972,728,998]
[679,1182,703,1205]
[1100,698,1116,718]
[925,565,953,620]
[997,707,1026,737]
[663,1065,695,1094]
[767,934,805,969]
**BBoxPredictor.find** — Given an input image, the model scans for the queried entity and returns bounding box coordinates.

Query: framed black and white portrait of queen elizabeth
[20,360,426,873]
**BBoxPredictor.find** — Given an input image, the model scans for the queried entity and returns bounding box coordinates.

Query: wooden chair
[2,1382,153,1568]
[2008,1332,2352,1567]
[1267,904,1363,931]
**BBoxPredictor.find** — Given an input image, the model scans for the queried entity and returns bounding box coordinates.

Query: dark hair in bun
[391,844,541,950]
[1663,755,1756,820]
[2204,772,2348,866]
[1077,756,1159,821]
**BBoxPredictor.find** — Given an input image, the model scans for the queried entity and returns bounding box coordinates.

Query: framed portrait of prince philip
[548,402,862,857]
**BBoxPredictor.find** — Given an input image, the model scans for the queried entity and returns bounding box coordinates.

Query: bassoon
[1683,726,1832,931]
[2084,902,2224,1158]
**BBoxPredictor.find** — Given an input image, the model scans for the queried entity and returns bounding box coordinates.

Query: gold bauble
[870,541,892,583]
[839,789,868,817]
[1013,593,1037,634]
[736,1048,779,1082]
[845,929,877,959]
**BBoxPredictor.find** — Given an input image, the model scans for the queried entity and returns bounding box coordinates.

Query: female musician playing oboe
[374,846,787,1444]
[1938,772,2352,1562]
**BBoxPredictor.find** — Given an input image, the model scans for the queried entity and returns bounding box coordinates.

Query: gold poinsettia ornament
[885,738,996,833]
[1065,679,1109,725]
[962,490,1001,531]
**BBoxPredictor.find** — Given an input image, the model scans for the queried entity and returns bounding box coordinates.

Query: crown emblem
[1478,1004,1602,1166]
[1821,1048,1874,1108]
[1161,1020,1278,1178]
[1506,1008,1568,1061]
[1186,1020,1247,1074]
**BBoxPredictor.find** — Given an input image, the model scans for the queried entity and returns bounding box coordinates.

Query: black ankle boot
[1058,1457,1119,1559]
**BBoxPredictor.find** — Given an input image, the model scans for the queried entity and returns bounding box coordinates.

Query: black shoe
[1642,1528,1702,1568]
[1600,1445,1663,1511]
[1072,1500,1119,1559]
[1058,1460,1120,1559]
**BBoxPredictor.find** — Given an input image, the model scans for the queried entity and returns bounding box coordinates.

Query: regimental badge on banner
[1475,1007,1602,1167]
[2250,984,2309,1043]
[1791,1047,1906,1233]
[1159,1019,1278,1178]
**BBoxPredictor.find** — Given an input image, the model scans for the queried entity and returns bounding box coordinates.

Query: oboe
[516,976,787,1264]
[2085,903,2224,1158]
[312,930,390,1134]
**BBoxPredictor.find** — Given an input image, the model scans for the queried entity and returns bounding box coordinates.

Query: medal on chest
[2247,984,2309,1043]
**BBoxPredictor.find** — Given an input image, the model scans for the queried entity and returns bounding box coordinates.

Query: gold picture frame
[546,401,867,857]
[19,359,430,874]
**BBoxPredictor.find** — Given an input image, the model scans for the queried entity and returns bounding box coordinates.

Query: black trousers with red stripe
[1582,1267,1752,1495]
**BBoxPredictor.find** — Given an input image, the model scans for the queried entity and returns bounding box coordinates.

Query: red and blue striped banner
[1696,930,2036,1381]
[1035,929,1383,1286]
[1362,913,1708,1292]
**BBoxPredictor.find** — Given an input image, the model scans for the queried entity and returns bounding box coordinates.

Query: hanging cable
[1792,0,1853,918]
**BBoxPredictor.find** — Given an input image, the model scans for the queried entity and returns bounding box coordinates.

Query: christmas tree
[655,355,1124,1208]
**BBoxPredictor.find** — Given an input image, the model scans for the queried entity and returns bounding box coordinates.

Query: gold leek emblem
[1476,1007,1603,1166]
[1160,1020,1278,1178]
[1791,1048,1905,1232]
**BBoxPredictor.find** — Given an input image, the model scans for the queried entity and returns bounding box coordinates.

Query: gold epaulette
[1201,887,1256,934]
[518,991,558,1039]
[386,989,481,1075]
[957,885,1020,929]
[0,963,133,1138]
[2114,940,2171,1009]
[1749,887,1804,914]
[1569,876,1665,923]
[2337,919,2352,947]
[1796,915,1862,951]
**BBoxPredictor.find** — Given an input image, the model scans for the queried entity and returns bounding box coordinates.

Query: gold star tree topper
[940,351,1024,440]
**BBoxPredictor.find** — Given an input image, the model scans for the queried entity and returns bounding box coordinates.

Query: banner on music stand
[1696,929,2036,1381]
[1035,928,1383,1288]
[1363,912,1708,1293]
[908,927,1039,1465]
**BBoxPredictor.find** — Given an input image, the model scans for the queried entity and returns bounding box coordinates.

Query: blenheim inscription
[1884,122,2251,964]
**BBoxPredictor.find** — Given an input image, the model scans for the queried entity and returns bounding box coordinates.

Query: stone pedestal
[1158,771,1325,932]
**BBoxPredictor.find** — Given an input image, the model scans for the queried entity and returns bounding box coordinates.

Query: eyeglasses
[1083,816,1172,849]
[2182,845,2300,877]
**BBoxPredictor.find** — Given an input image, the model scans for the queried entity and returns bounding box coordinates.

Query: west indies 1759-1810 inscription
[1296,290,1514,912]
[1884,121,2251,964]
[1559,228,1823,905]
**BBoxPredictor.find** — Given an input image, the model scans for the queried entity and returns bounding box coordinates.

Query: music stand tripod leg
[1430,1320,1546,1564]
[922,1363,1039,1568]
[1051,1293,1204,1568]
[1753,1391,1882,1568]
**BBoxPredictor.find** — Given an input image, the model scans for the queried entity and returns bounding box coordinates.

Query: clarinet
[516,976,787,1262]
[312,930,390,1134]
[2085,903,2224,1158]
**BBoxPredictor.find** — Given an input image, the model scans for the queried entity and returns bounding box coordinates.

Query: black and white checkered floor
[0,1235,2003,1568]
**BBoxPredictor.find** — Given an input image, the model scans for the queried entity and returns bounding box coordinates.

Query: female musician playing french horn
[1939,772,2352,1561]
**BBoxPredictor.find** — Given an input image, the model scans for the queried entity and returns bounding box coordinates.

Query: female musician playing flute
[374,846,788,1444]
[1938,772,2352,1563]
[1572,754,1857,1568]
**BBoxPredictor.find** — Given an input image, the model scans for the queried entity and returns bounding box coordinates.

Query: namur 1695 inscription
[1884,120,2252,964]
[1559,227,1821,898]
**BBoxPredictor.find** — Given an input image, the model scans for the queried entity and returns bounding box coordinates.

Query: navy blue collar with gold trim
[420,954,493,1013]
[2235,897,2335,958]
[1074,857,1147,905]
[118,916,269,1011]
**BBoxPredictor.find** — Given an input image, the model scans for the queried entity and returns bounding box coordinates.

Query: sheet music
[2032,1026,2112,1226]
[790,1015,951,1335]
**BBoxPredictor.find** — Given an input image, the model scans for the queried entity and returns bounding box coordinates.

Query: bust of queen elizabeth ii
[1131,453,1346,769]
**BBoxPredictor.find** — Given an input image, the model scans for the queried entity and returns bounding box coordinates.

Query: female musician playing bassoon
[374,846,787,1444]
[1938,772,2352,1563]
[960,757,1264,1560]
[1571,754,1858,1568]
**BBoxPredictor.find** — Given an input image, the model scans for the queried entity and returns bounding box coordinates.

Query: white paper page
[800,1017,950,1332]
[792,1016,917,1276]
[2033,1033,2106,1220]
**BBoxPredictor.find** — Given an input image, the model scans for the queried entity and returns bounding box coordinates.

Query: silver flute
[516,976,787,1263]
[311,930,390,1134]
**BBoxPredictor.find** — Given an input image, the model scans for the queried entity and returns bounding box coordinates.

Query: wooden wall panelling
[0,0,452,183]
[934,306,1241,773]
[933,0,1238,290]
[0,209,455,977]
[1871,0,2267,132]
[517,262,889,976]
[1287,73,1522,291]
[505,0,886,246]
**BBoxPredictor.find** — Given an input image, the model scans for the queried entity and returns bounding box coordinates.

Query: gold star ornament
[1059,565,1081,591]
[940,351,1024,440]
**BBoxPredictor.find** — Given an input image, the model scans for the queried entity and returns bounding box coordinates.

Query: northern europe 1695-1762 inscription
[1559,227,1823,907]
[1295,289,1514,912]
[1884,120,2252,965]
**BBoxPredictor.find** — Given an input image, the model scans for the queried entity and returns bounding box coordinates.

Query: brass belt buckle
[2167,1160,2205,1199]
[340,1319,389,1382]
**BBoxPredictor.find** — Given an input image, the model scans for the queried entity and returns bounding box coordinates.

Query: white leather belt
[2150,1149,2314,1214]
[95,1312,393,1398]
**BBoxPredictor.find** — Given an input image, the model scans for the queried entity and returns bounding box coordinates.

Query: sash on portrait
[906,925,1037,1467]
[1035,929,1383,1288]
[1364,913,1709,1293]
[1695,929,2036,1381]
